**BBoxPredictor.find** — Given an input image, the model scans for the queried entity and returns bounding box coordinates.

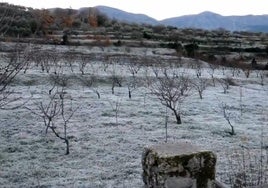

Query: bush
[143,31,152,39]
[184,43,199,57]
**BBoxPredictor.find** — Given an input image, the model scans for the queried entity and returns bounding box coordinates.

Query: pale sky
[2,0,268,20]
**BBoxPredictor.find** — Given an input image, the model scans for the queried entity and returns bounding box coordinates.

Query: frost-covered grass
[0,47,267,187]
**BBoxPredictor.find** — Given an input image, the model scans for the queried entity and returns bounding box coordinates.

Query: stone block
[142,142,217,188]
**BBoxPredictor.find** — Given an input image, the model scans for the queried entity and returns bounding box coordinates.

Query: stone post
[142,142,217,188]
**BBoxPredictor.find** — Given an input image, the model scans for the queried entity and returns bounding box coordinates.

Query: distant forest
[0,3,110,37]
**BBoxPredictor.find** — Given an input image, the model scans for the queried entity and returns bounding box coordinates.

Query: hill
[95,6,158,25]
[95,6,268,32]
[161,11,268,32]
[161,11,235,30]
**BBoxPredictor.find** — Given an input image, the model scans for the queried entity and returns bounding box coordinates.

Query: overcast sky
[3,0,268,20]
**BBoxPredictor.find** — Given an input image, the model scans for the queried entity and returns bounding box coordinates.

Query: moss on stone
[142,143,217,188]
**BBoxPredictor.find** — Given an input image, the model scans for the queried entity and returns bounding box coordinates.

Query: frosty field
[0,45,267,187]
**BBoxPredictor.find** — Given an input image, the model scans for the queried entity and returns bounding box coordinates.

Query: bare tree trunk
[230,125,235,136]
[128,90,131,99]
[92,89,100,99]
[65,139,69,155]
[175,114,182,124]
[165,107,168,143]
[198,90,203,99]
[50,126,70,155]
[173,109,182,124]
[212,77,215,87]
[221,102,236,136]
[112,84,115,94]
[96,90,100,99]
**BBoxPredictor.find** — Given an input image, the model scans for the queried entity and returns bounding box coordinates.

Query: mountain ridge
[95,6,268,32]
[95,6,158,25]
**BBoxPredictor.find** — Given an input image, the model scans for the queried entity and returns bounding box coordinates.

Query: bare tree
[218,77,235,94]
[150,68,191,124]
[229,66,241,78]
[108,97,121,125]
[128,59,141,77]
[49,72,69,92]
[126,60,140,99]
[126,76,137,99]
[192,77,208,99]
[259,70,265,86]
[143,66,153,89]
[195,62,202,78]
[39,50,51,73]
[110,63,123,95]
[27,88,79,155]
[49,51,61,74]
[79,73,100,99]
[79,54,90,75]
[58,90,78,155]
[102,55,110,72]
[64,52,76,73]
[220,102,235,135]
[31,50,61,74]
[243,68,252,78]
[0,48,28,108]
[207,63,217,87]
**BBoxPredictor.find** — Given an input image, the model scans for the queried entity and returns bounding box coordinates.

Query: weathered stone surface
[142,142,217,188]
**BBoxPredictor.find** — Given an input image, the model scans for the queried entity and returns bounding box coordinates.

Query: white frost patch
[0,45,267,187]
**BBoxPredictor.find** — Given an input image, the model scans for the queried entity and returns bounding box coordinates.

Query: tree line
[0,3,109,37]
